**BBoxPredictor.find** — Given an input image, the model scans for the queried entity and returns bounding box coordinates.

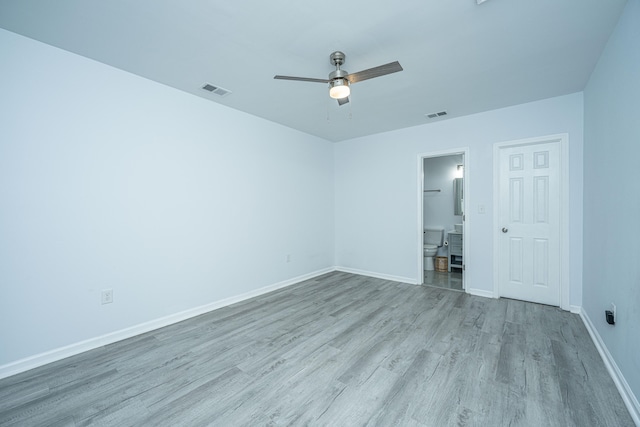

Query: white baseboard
[0,267,335,380]
[466,288,495,299]
[580,307,640,426]
[334,266,417,285]
[569,304,582,314]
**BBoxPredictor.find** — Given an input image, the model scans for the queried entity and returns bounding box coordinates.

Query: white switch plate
[101,289,113,305]
[478,204,486,214]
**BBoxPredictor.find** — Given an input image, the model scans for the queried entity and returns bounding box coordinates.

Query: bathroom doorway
[418,148,468,291]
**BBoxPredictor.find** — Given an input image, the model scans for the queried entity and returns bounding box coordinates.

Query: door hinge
[463,214,465,221]
[463,264,466,271]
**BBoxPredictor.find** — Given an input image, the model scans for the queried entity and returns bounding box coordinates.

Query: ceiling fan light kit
[329,79,350,99]
[274,51,403,106]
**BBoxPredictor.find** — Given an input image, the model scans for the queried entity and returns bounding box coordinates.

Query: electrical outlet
[101,289,113,305]
[605,302,616,325]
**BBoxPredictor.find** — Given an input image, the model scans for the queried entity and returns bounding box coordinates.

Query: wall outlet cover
[101,289,113,305]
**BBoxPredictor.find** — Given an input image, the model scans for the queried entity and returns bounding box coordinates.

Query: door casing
[417,148,469,289]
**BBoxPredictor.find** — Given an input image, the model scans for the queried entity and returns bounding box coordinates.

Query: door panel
[498,141,560,306]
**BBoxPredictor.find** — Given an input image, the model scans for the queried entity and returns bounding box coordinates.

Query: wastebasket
[435,256,448,272]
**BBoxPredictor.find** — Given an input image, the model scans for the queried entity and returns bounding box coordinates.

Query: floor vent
[201,83,232,97]
[425,111,448,119]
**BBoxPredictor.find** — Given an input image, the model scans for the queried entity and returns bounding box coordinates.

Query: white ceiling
[0,0,628,142]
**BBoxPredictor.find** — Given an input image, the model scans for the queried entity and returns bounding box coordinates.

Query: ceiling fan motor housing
[329,69,349,80]
[329,51,349,82]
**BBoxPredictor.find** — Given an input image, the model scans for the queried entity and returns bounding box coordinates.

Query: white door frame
[417,147,470,289]
[492,133,570,310]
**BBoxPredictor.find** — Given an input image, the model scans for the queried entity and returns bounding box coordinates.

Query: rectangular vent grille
[202,83,231,97]
[425,111,448,119]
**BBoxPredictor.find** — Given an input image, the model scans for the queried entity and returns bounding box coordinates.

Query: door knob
[502,227,508,233]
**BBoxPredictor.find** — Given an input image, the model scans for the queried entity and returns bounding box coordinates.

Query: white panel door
[498,141,560,306]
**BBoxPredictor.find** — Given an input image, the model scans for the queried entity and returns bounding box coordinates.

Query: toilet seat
[423,244,439,271]
[423,244,438,259]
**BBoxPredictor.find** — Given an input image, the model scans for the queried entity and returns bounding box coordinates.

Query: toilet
[423,228,444,271]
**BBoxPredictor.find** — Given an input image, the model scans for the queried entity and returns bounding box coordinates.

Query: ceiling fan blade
[274,75,330,83]
[337,97,350,106]
[346,61,403,84]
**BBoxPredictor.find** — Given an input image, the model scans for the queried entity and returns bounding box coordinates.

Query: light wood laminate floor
[0,272,634,426]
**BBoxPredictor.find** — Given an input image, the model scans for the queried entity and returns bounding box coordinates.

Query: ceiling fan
[274,51,403,106]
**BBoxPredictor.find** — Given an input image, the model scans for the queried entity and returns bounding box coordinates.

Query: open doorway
[418,149,468,291]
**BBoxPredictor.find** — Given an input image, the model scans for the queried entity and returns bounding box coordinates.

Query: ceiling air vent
[425,111,448,119]
[201,83,231,97]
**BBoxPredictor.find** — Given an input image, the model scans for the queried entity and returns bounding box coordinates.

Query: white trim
[569,305,582,314]
[0,267,335,380]
[466,288,496,299]
[417,153,424,282]
[492,133,570,310]
[560,135,570,311]
[580,308,640,425]
[417,147,470,290]
[463,155,470,291]
[335,266,417,285]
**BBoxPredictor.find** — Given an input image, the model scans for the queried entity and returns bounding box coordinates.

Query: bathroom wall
[423,154,463,256]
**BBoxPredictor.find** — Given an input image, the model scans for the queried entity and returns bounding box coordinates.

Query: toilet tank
[424,228,444,246]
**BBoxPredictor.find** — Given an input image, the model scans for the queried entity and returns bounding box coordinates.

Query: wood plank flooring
[0,272,634,426]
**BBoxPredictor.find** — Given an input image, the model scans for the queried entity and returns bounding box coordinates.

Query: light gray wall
[583,0,640,405]
[334,92,584,299]
[423,154,463,256]
[0,29,335,366]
